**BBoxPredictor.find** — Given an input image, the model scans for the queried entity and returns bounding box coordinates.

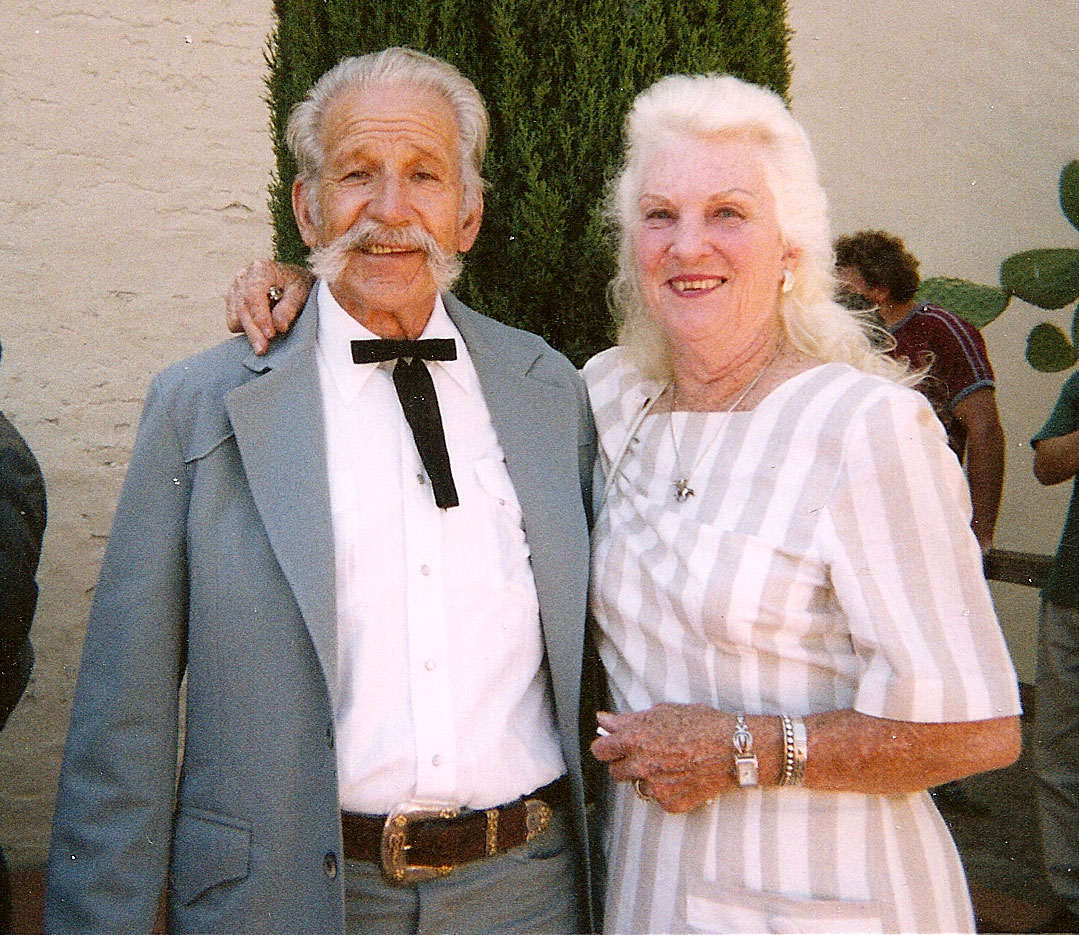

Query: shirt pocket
[473,457,533,593]
[682,877,884,934]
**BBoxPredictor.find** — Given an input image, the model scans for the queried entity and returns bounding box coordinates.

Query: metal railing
[984,549,1053,589]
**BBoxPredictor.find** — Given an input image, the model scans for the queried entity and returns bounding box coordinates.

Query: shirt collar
[887,304,925,334]
[315,280,473,405]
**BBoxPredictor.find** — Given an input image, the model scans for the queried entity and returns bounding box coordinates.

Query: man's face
[293,81,482,333]
[835,265,883,308]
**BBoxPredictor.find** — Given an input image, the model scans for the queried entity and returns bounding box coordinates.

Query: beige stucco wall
[0,0,1076,871]
[0,0,275,869]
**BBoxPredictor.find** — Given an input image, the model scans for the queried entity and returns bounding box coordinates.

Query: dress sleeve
[822,386,1020,723]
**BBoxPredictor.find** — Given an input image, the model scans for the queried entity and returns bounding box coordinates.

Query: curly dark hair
[834,230,921,304]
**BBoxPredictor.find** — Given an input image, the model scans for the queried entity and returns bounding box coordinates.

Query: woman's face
[633,133,799,352]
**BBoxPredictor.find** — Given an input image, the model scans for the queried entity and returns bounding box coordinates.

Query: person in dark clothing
[0,337,47,933]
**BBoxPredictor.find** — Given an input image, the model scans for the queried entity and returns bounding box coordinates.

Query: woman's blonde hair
[607,73,910,384]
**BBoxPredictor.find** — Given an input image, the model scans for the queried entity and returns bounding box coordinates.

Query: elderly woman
[584,74,1020,934]
[226,72,1021,935]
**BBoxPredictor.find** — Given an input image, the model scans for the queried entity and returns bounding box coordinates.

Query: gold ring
[634,778,656,803]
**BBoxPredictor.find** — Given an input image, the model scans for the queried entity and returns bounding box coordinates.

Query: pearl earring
[781,269,795,293]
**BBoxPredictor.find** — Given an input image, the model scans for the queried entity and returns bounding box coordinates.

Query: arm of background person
[0,415,46,726]
[0,416,46,634]
[953,386,1005,552]
[1033,428,1079,486]
[224,259,314,355]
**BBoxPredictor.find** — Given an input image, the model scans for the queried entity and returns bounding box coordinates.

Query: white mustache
[308,220,463,292]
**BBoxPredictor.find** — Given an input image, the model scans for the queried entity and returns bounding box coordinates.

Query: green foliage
[266,0,335,266]
[915,277,1011,329]
[267,0,791,365]
[1061,159,1079,232]
[1027,322,1079,372]
[1001,248,1079,310]
[1020,161,1079,372]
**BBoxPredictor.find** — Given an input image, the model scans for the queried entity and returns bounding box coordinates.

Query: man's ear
[292,178,321,248]
[456,192,483,254]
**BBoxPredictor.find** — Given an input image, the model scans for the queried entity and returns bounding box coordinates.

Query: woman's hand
[225,259,314,355]
[591,705,781,813]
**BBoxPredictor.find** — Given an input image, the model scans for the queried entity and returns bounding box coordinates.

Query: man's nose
[367,176,411,225]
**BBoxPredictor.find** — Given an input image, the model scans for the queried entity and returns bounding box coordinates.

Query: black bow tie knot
[350,338,459,509]
[350,338,457,365]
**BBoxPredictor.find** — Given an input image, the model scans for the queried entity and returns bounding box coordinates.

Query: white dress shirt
[314,280,565,813]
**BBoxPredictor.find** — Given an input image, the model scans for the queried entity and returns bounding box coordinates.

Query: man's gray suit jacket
[45,291,596,934]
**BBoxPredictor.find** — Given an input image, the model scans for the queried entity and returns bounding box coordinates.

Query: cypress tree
[267,0,791,365]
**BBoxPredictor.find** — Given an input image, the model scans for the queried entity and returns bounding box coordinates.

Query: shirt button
[323,853,338,879]
[417,473,426,485]
[425,659,436,671]
[432,755,442,767]
[420,564,431,576]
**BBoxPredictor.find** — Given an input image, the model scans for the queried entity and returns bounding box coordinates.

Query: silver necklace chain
[668,343,785,503]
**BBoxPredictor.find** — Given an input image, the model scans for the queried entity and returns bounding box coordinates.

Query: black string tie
[350,338,459,509]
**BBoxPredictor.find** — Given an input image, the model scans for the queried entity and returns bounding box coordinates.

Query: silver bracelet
[779,715,795,785]
[732,715,759,787]
[779,715,807,787]
[790,717,807,786]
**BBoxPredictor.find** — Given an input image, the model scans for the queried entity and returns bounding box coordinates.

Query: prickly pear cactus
[1020,161,1079,371]
[915,277,1010,328]
[912,161,1079,373]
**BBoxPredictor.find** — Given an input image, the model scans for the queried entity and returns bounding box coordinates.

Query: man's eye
[644,209,673,221]
[715,206,743,220]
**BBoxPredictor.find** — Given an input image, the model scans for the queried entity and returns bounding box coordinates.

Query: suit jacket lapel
[225,293,339,704]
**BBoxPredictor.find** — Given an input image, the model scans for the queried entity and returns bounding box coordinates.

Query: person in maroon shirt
[835,230,1004,554]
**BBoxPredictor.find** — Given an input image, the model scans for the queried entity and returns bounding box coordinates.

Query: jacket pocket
[171,806,251,906]
[683,877,884,934]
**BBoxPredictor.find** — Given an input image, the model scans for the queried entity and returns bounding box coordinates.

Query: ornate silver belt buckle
[380,801,461,885]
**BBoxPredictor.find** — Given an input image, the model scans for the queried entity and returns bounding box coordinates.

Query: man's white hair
[607,73,908,384]
[287,47,488,225]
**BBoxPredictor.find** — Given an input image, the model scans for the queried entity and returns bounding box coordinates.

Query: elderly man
[46,48,594,934]
[835,230,1005,554]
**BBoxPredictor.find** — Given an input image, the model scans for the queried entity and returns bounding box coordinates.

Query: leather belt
[341,775,568,885]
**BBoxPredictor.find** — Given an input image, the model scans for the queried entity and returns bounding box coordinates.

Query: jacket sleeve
[0,412,46,727]
[45,376,191,934]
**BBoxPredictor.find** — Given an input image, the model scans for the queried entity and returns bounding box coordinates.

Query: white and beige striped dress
[584,347,1021,935]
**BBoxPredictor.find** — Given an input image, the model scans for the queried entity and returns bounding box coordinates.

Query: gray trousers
[1035,600,1079,912]
[344,805,582,934]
